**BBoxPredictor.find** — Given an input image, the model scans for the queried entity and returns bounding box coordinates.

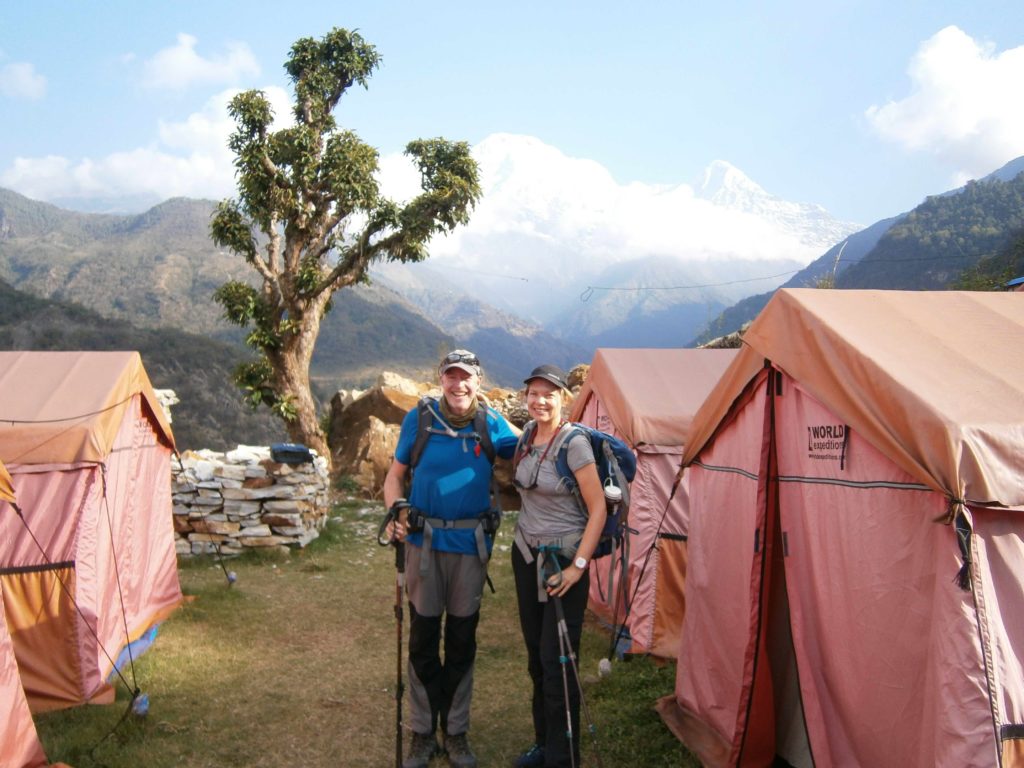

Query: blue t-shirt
[395,401,518,555]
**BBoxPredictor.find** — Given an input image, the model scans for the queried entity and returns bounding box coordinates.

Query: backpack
[405,397,502,574]
[408,396,495,470]
[516,421,636,559]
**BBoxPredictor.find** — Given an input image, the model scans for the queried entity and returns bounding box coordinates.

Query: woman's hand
[546,564,584,597]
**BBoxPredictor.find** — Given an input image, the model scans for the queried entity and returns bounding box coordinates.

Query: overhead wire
[578,250,983,300]
[0,396,136,465]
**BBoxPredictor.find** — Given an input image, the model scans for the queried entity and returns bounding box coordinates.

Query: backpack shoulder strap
[473,406,496,465]
[408,396,437,470]
[553,423,587,492]
[512,420,537,475]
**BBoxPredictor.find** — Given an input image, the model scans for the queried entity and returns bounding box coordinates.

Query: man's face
[440,368,480,416]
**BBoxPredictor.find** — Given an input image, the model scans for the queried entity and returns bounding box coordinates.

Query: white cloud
[0,86,292,202]
[373,134,852,325]
[0,61,46,100]
[142,33,260,91]
[418,133,826,268]
[866,26,1024,178]
[2,122,846,291]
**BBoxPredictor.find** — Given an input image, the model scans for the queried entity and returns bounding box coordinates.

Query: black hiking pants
[512,544,590,768]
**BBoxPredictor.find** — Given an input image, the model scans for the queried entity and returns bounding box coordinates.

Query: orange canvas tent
[1,459,48,768]
[0,351,183,712]
[659,290,1024,767]
[570,348,736,658]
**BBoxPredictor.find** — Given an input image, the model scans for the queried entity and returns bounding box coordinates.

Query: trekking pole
[552,593,604,768]
[553,595,577,768]
[542,547,605,768]
[541,548,577,768]
[379,502,410,768]
[393,535,405,768]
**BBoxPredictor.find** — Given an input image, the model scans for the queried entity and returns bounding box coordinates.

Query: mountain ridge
[690,154,1024,344]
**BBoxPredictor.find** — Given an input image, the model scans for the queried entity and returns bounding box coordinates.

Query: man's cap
[439,349,481,376]
[524,364,570,391]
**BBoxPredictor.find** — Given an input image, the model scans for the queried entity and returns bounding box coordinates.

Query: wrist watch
[574,556,588,570]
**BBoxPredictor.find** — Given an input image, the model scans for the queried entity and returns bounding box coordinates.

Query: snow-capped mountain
[696,160,861,251]
[377,133,863,349]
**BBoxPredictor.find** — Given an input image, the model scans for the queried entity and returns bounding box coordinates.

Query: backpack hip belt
[513,525,582,602]
[410,506,499,575]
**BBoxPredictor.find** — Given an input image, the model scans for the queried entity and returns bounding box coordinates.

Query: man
[384,349,518,768]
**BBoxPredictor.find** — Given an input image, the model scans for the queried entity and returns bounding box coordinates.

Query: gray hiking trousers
[405,545,487,736]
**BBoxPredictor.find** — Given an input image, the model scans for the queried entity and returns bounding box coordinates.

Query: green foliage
[213,281,264,327]
[271,393,298,421]
[209,200,259,261]
[286,28,381,126]
[952,227,1024,290]
[812,273,836,289]
[212,27,483,449]
[840,175,1024,289]
[233,358,277,409]
[332,474,362,494]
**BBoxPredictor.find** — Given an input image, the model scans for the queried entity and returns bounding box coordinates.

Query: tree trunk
[271,299,332,469]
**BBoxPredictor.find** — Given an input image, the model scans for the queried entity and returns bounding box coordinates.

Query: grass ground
[34,498,698,767]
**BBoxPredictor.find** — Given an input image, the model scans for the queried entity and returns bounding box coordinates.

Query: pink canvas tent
[1,460,55,768]
[658,289,1024,767]
[0,351,182,713]
[570,348,736,658]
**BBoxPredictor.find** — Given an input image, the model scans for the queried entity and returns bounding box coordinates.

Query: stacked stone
[171,445,331,557]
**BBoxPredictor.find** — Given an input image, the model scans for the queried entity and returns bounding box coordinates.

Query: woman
[511,364,607,768]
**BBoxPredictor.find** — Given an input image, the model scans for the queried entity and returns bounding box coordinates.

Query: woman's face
[525,379,563,426]
[441,368,480,416]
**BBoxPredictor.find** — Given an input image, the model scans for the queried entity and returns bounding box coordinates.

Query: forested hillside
[0,278,285,450]
[954,230,1024,289]
[0,188,554,388]
[839,175,1024,289]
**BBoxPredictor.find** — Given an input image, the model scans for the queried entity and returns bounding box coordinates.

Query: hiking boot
[513,743,545,767]
[403,731,439,768]
[443,732,478,768]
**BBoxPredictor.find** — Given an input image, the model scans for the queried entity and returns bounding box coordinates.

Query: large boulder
[567,363,589,392]
[330,384,421,495]
[484,386,528,428]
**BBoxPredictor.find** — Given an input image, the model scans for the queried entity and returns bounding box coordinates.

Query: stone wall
[171,445,331,556]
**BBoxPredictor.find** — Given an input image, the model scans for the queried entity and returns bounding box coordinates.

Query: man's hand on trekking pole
[378,498,411,545]
[386,518,408,542]
[385,499,410,542]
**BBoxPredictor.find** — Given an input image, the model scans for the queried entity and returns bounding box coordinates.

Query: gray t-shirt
[515,424,596,543]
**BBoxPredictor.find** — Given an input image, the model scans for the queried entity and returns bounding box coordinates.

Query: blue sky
[2,1,1024,224]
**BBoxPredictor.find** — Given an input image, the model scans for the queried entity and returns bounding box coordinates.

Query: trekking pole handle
[378,499,411,546]
[539,544,564,589]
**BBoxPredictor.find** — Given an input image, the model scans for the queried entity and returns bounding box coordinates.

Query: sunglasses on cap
[442,351,480,367]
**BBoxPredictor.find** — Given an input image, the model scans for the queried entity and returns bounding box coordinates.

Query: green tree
[212,28,481,464]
